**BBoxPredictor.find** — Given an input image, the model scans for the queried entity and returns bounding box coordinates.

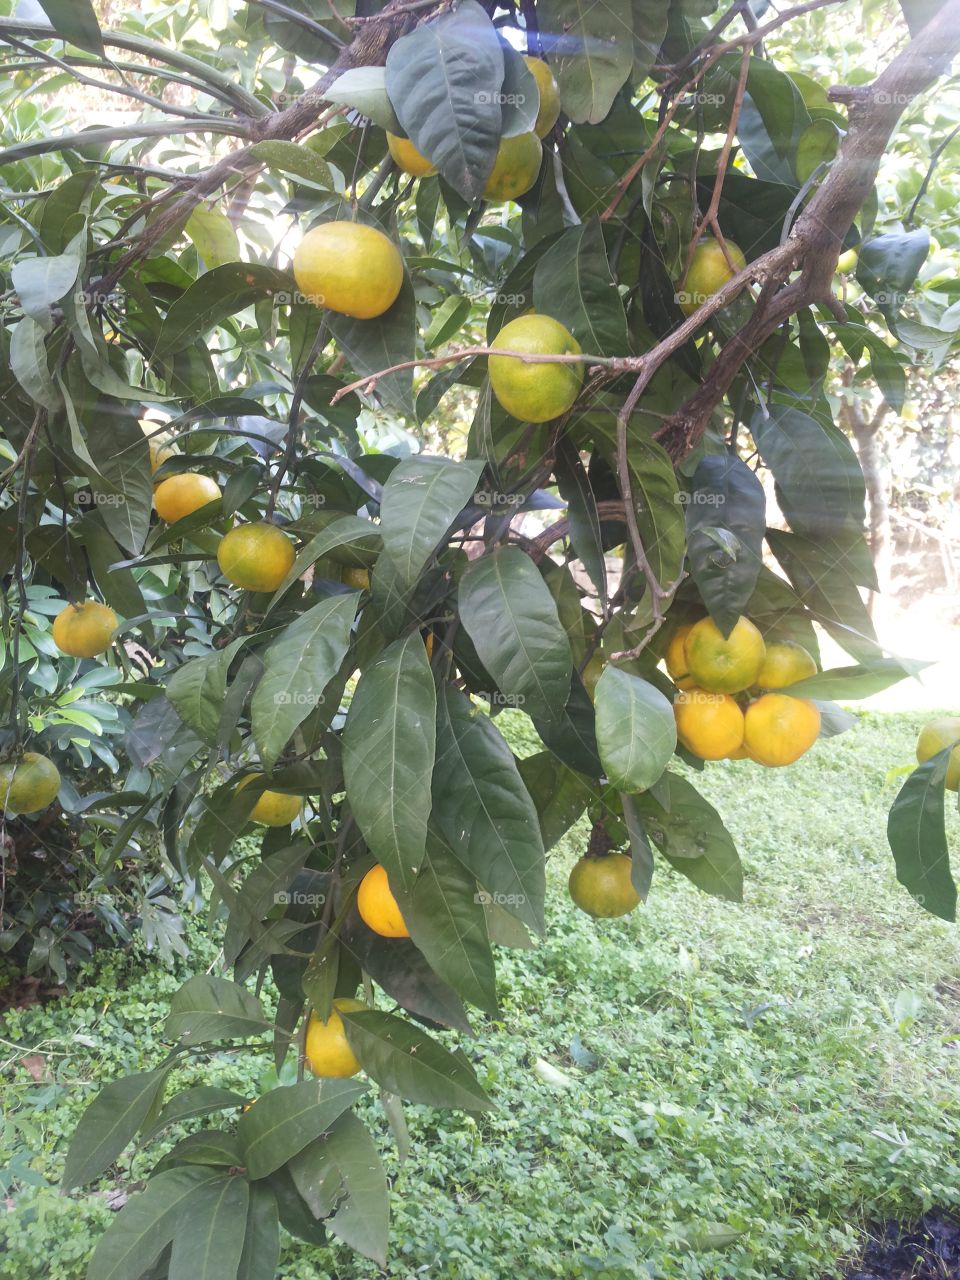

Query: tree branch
[653,0,960,462]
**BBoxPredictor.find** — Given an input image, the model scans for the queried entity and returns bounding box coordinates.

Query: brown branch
[653,0,960,463]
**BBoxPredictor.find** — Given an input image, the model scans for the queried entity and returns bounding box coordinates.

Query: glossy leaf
[62,1068,170,1190]
[594,667,676,792]
[168,1174,248,1280]
[237,1184,281,1280]
[341,1009,492,1109]
[540,0,634,124]
[342,632,437,893]
[251,593,359,769]
[237,1078,368,1180]
[636,773,743,901]
[784,657,930,700]
[458,547,572,723]
[385,0,504,201]
[533,218,629,355]
[685,453,766,635]
[433,687,545,934]
[379,456,484,586]
[164,976,270,1047]
[156,264,292,356]
[887,750,957,922]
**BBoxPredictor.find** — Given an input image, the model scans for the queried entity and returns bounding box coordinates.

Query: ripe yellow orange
[238,776,301,826]
[488,314,583,422]
[293,221,404,320]
[386,132,436,177]
[916,716,960,791]
[685,615,765,694]
[304,998,367,1078]
[341,566,370,590]
[52,601,118,658]
[568,853,641,918]
[674,688,745,760]
[154,473,222,524]
[664,624,695,689]
[523,56,561,138]
[357,864,409,938]
[743,694,821,767]
[483,131,542,203]
[148,441,175,473]
[756,640,817,690]
[217,522,295,593]
[678,238,747,316]
[0,752,61,815]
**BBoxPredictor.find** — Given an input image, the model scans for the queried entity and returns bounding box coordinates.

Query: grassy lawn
[2,710,959,1279]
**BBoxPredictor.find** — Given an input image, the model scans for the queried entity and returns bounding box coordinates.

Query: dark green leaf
[165,976,270,1047]
[458,546,573,723]
[238,1078,368,1180]
[385,0,504,201]
[533,219,630,355]
[237,1184,281,1280]
[380,456,484,586]
[636,773,743,901]
[686,454,765,635]
[327,272,417,416]
[156,264,292,356]
[517,751,594,851]
[887,750,957,922]
[62,1068,170,1191]
[36,0,104,54]
[539,0,633,123]
[341,1009,492,1109]
[594,667,676,792]
[433,687,545,934]
[167,1175,248,1280]
[252,594,359,769]
[785,657,931,700]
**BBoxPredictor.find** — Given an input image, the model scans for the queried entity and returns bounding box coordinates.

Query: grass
[2,710,959,1279]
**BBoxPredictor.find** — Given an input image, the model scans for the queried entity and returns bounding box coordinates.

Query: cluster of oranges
[666,615,822,767]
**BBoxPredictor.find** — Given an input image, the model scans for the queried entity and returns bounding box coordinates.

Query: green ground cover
[1,710,958,1279]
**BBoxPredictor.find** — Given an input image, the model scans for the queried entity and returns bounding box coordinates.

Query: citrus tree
[2,0,960,1273]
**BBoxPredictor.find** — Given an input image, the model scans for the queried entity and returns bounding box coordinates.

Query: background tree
[1,0,960,1273]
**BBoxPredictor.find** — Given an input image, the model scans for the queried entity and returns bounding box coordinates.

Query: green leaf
[685,454,766,635]
[555,438,607,599]
[857,228,929,320]
[398,828,498,1014]
[380,456,483,586]
[165,976,270,1047]
[342,632,437,893]
[86,1168,227,1280]
[341,1009,492,1109]
[154,1131,243,1173]
[326,272,417,416]
[785,657,931,700]
[83,410,154,555]
[539,0,633,124]
[423,294,472,349]
[238,1078,367,1180]
[500,45,540,137]
[247,140,333,189]
[156,264,292,356]
[288,1113,389,1266]
[517,751,594,851]
[887,750,957,922]
[251,593,359,769]
[533,219,630,355]
[141,1086,247,1143]
[433,687,545,934]
[751,405,865,540]
[627,437,685,587]
[167,647,235,745]
[268,514,380,611]
[385,0,504,201]
[168,1174,249,1280]
[10,316,61,411]
[11,252,81,331]
[36,0,104,54]
[224,845,308,969]
[594,667,676,792]
[636,773,743,901]
[185,206,241,269]
[323,67,402,133]
[237,1184,281,1280]
[632,0,670,84]
[62,1068,170,1191]
[458,546,573,723]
